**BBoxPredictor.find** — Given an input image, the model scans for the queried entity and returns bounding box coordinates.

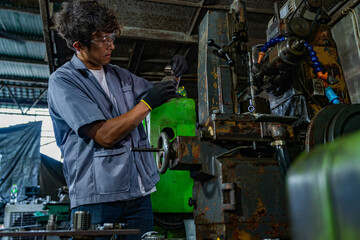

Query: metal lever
[207,39,235,66]
[131,132,170,174]
[131,147,163,152]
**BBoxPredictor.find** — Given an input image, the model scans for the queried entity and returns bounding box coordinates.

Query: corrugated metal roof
[0,61,49,80]
[0,9,43,39]
[0,38,46,60]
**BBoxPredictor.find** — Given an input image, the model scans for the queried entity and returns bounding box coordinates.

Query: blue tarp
[0,121,42,202]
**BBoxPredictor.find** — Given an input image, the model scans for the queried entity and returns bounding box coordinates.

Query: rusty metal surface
[192,152,288,239]
[198,11,233,125]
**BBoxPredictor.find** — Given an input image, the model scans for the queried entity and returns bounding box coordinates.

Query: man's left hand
[169,55,188,77]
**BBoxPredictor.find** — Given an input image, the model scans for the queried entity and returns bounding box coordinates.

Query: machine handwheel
[156,132,170,174]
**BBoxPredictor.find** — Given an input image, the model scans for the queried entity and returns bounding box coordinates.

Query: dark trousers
[71,195,153,240]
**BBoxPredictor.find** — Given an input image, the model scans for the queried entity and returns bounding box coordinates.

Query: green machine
[145,97,196,236]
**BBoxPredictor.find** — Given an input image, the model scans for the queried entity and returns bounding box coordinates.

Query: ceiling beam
[127,41,146,74]
[25,88,48,114]
[120,26,197,44]
[39,0,56,73]
[0,4,40,15]
[6,85,25,114]
[143,0,274,14]
[0,78,48,85]
[187,0,206,36]
[0,57,48,65]
[4,84,47,90]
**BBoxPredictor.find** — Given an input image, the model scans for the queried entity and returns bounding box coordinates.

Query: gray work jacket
[47,55,159,208]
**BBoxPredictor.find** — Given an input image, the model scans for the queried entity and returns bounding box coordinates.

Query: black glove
[141,81,177,110]
[169,55,188,77]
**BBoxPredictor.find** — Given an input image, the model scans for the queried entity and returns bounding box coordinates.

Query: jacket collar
[70,54,111,74]
[70,54,88,70]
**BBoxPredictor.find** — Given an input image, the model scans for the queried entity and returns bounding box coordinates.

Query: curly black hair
[54,0,121,50]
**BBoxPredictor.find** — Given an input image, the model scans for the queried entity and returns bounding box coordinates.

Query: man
[47,1,187,239]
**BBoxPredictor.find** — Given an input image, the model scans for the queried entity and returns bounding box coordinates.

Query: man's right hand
[141,81,177,111]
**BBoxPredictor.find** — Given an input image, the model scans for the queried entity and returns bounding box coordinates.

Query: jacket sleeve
[47,72,106,136]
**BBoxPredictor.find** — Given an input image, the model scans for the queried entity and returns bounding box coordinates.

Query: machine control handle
[207,39,235,66]
[188,197,197,208]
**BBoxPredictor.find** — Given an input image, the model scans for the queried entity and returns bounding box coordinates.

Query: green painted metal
[287,129,360,240]
[148,98,196,213]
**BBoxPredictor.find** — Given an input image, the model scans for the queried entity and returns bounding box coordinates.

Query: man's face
[77,32,116,70]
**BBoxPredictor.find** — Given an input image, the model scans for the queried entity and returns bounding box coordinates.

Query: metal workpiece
[305,104,360,152]
[73,211,91,230]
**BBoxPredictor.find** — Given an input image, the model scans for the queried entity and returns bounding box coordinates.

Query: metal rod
[25,88,48,114]
[5,85,24,114]
[131,147,163,152]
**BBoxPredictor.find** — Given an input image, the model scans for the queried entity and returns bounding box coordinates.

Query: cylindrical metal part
[73,211,91,230]
[46,214,57,230]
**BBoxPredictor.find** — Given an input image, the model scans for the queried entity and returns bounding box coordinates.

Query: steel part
[247,52,256,112]
[306,0,322,10]
[229,0,249,42]
[73,211,90,231]
[156,132,170,174]
[46,214,57,230]
[278,37,307,65]
[193,156,288,239]
[131,148,163,152]
[221,183,236,211]
[289,17,311,37]
[198,11,233,125]
[218,65,234,114]
[270,140,286,146]
[164,65,173,75]
[311,78,325,96]
[305,104,360,151]
[240,97,271,114]
[141,231,165,240]
[305,104,343,152]
[98,223,127,230]
[326,104,360,142]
